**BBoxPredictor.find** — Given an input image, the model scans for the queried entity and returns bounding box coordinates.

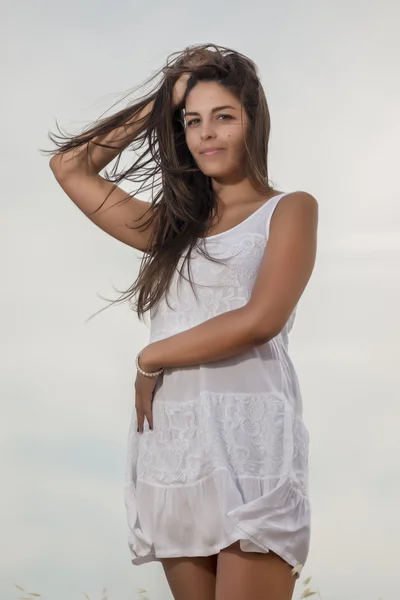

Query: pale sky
[2,0,400,599]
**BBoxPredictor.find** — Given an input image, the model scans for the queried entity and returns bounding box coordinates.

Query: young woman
[47,43,318,600]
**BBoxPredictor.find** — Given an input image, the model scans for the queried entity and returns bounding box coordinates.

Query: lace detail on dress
[126,391,309,496]
[124,192,311,572]
[149,233,296,344]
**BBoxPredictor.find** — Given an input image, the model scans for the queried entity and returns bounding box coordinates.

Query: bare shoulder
[268,190,319,243]
[281,190,318,206]
[272,190,319,221]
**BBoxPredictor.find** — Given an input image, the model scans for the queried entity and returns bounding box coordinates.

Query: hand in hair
[170,49,210,108]
[172,71,191,109]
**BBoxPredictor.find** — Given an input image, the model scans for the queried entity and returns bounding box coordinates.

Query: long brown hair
[43,43,275,322]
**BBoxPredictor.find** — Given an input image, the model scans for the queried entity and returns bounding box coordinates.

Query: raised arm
[49,100,156,252]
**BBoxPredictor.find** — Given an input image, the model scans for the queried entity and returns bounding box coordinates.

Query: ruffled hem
[124,470,310,579]
[127,537,302,580]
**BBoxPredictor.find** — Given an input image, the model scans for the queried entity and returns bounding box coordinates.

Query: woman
[47,43,318,600]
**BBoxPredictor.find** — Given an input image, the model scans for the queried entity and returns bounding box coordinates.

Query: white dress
[124,191,311,578]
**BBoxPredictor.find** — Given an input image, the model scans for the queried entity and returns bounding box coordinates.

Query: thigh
[216,541,297,600]
[161,554,218,600]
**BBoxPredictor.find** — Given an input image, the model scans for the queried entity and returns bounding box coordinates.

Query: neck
[211,176,273,208]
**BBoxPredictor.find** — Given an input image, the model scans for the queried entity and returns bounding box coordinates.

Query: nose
[200,122,217,141]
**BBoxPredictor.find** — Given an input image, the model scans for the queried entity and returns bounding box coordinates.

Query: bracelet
[135,351,164,378]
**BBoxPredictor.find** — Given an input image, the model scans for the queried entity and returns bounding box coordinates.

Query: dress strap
[265,192,293,239]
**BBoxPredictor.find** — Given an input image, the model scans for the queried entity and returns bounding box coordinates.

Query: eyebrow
[184,105,238,116]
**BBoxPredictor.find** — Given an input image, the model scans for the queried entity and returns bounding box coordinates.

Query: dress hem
[128,531,302,579]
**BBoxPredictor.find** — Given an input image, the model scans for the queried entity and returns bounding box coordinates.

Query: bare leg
[216,541,297,600]
[161,554,218,600]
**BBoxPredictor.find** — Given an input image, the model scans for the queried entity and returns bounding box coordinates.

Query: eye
[186,114,233,127]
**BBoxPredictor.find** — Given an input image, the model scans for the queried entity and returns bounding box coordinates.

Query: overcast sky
[2,0,400,599]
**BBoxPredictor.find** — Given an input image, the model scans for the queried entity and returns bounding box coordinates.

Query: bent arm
[49,100,156,252]
[50,99,155,176]
[140,306,258,372]
[139,191,318,372]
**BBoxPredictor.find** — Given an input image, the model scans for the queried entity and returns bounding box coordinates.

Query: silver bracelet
[135,351,164,378]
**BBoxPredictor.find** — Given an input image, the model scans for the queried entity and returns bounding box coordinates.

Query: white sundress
[124,191,311,578]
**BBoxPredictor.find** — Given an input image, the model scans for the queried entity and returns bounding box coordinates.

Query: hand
[170,51,210,109]
[135,369,159,433]
[135,347,163,433]
[172,71,191,109]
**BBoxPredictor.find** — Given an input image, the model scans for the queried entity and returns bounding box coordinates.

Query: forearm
[51,99,155,176]
[140,306,266,372]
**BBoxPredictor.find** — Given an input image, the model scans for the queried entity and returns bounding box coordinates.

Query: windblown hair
[43,43,275,322]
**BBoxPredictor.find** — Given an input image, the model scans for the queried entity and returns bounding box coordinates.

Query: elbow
[49,155,63,177]
[245,308,283,346]
[49,153,74,178]
[252,326,282,346]
[49,154,60,169]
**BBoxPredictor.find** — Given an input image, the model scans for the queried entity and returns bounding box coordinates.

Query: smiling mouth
[201,149,224,156]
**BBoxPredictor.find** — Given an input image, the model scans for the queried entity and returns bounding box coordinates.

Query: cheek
[228,133,246,156]
[185,131,196,153]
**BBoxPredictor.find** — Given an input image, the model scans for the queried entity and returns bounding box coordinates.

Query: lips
[200,148,224,156]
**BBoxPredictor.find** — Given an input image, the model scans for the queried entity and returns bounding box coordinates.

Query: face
[184,81,250,181]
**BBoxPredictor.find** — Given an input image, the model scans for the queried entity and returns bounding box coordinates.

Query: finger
[144,400,153,431]
[136,407,144,433]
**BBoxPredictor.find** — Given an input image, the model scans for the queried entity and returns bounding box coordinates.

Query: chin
[200,168,224,177]
[199,165,233,178]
